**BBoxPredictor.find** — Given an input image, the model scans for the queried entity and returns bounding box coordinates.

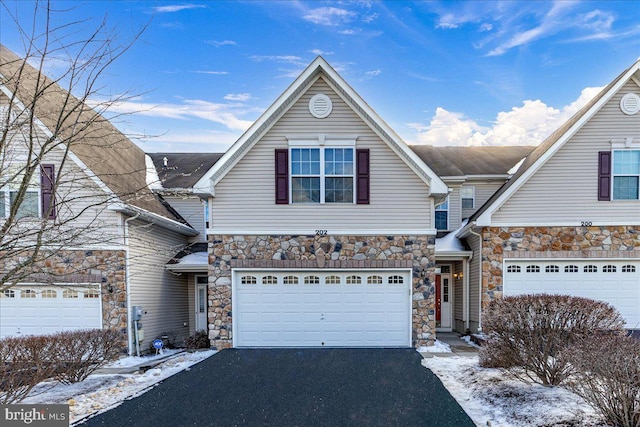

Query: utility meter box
[132,306,144,321]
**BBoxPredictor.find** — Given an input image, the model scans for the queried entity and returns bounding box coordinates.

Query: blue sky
[1,1,639,152]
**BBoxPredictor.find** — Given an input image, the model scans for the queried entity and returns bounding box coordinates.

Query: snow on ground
[422,355,604,427]
[23,350,216,425]
[417,339,452,353]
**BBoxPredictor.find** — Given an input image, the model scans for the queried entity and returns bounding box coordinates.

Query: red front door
[435,274,441,323]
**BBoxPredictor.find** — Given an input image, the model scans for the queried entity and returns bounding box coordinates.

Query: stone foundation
[481,226,640,307]
[208,234,437,349]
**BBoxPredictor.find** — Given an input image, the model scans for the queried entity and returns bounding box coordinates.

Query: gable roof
[193,56,448,196]
[148,153,224,190]
[467,59,640,228]
[0,44,194,233]
[409,145,534,178]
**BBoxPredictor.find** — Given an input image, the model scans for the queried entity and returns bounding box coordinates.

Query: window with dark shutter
[40,164,56,219]
[356,148,370,204]
[598,151,611,201]
[275,149,289,204]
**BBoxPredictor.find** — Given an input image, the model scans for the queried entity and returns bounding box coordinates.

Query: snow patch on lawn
[422,355,604,427]
[23,350,216,425]
[417,339,452,353]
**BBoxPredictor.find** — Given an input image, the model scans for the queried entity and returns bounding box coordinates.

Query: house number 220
[315,230,328,236]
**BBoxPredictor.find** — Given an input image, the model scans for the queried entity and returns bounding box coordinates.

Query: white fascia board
[318,68,448,195]
[476,63,640,227]
[0,80,123,205]
[455,221,478,239]
[206,227,438,236]
[111,204,198,236]
[165,264,208,273]
[435,251,473,259]
[486,220,640,227]
[192,58,326,195]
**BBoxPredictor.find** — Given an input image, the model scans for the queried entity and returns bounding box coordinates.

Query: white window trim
[289,146,356,204]
[435,196,449,231]
[461,186,475,209]
[611,148,640,200]
[1,162,42,218]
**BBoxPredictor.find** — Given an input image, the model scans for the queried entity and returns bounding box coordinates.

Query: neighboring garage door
[0,285,102,338]
[234,270,412,347]
[504,260,640,329]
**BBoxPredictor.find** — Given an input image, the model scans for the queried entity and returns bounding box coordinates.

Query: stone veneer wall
[208,235,436,349]
[1,249,128,346]
[481,226,640,307]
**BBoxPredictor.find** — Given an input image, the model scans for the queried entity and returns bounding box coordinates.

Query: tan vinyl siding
[446,185,462,230]
[187,276,195,336]
[128,220,190,348]
[467,233,481,333]
[462,181,505,220]
[212,77,432,232]
[163,195,206,242]
[493,80,640,224]
[453,261,464,333]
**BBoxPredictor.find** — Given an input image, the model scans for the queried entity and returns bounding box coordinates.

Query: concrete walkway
[425,332,479,358]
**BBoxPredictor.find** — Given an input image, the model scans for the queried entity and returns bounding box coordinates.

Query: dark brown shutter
[598,151,611,201]
[275,149,289,204]
[40,164,56,219]
[356,149,370,204]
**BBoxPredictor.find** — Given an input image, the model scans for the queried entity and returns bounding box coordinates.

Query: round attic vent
[309,94,332,118]
[620,93,640,115]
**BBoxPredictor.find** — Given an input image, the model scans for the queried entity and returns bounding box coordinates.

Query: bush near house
[564,334,640,427]
[0,329,123,403]
[184,330,210,350]
[479,294,625,386]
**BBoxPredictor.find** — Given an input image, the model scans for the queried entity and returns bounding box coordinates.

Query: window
[262,276,278,285]
[388,275,404,284]
[84,290,100,298]
[325,275,341,284]
[545,265,560,273]
[435,197,448,231]
[506,265,521,273]
[367,275,382,284]
[622,265,636,273]
[304,275,320,284]
[565,265,579,273]
[283,276,299,285]
[2,289,15,298]
[21,289,36,298]
[461,186,475,209]
[603,265,616,273]
[346,275,362,284]
[584,265,598,273]
[41,289,57,298]
[526,265,540,273]
[63,289,78,298]
[290,147,354,204]
[0,163,55,219]
[612,150,640,200]
[240,276,257,285]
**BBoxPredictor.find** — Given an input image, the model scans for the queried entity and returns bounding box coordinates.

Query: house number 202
[315,230,328,236]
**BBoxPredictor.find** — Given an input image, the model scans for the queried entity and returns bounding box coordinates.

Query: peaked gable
[193,56,447,196]
[0,44,192,231]
[470,59,640,227]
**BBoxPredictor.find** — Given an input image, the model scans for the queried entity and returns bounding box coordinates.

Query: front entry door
[436,272,452,330]
[196,277,208,332]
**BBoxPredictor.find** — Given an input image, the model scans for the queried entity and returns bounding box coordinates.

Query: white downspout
[124,212,141,356]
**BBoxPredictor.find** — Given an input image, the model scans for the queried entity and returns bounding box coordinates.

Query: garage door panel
[504,260,640,329]
[235,270,411,347]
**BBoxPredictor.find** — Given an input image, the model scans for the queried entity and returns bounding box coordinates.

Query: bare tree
[0,1,182,291]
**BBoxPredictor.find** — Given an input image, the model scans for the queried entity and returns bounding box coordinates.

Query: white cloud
[365,69,382,76]
[153,4,205,13]
[310,49,334,56]
[338,29,358,35]
[206,40,237,47]
[303,7,357,26]
[223,93,252,102]
[479,23,493,32]
[192,70,229,75]
[249,55,305,66]
[410,86,603,147]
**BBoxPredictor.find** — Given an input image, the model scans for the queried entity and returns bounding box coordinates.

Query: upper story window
[435,197,448,231]
[0,163,56,219]
[290,147,354,204]
[461,186,475,209]
[612,150,640,200]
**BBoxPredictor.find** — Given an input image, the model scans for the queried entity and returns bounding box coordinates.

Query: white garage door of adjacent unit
[234,270,412,348]
[0,285,102,338]
[504,260,640,329]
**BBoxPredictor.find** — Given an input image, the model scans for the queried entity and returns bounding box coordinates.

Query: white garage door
[234,270,412,347]
[0,285,102,338]
[504,260,640,329]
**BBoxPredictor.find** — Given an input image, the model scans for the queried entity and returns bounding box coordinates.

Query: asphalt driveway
[82,348,474,426]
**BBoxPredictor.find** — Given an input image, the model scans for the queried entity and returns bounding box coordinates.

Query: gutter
[110,203,198,237]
